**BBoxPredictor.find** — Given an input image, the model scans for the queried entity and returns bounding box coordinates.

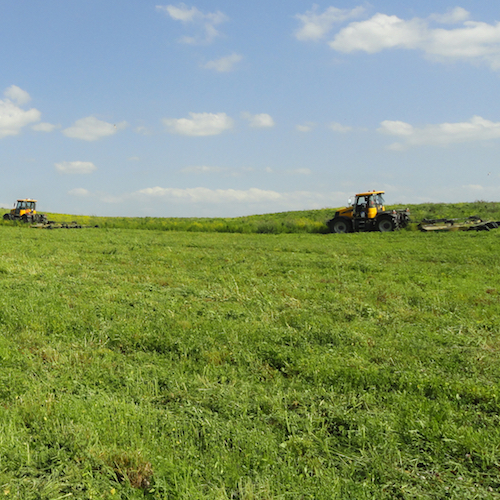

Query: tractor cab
[13,199,37,217]
[352,191,385,219]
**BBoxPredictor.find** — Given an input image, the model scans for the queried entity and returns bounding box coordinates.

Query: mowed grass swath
[0,222,499,498]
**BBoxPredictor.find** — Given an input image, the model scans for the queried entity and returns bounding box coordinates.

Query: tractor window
[354,197,369,217]
[353,197,361,214]
[374,193,385,208]
[27,202,35,209]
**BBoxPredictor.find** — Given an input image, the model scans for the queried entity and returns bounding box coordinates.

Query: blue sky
[1,1,500,217]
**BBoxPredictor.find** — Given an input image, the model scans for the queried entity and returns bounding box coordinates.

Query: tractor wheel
[2,214,11,221]
[377,217,396,232]
[328,217,352,234]
[22,214,33,224]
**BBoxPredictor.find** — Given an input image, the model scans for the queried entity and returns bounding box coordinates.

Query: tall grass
[0,226,499,498]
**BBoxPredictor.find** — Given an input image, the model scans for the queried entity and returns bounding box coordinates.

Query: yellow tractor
[3,199,48,224]
[327,191,410,233]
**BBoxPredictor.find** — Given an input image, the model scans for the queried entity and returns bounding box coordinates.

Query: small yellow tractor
[3,199,48,224]
[327,190,410,233]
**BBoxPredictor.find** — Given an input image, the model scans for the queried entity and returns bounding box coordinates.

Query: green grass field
[1,210,500,498]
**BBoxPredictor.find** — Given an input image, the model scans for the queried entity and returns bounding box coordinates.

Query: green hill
[2,201,500,233]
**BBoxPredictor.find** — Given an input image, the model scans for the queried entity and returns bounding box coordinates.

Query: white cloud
[77,186,359,217]
[156,3,228,44]
[429,7,470,24]
[55,161,97,174]
[135,125,152,136]
[32,122,59,132]
[62,117,127,141]
[0,86,41,138]
[242,112,275,128]
[129,186,353,214]
[296,122,316,132]
[163,112,233,136]
[68,188,91,197]
[330,13,427,53]
[137,186,282,203]
[179,165,265,177]
[378,115,500,150]
[4,85,31,105]
[378,120,414,137]
[179,165,227,174]
[294,5,365,41]
[82,186,352,215]
[203,53,243,72]
[329,122,353,133]
[134,186,331,208]
[159,4,200,22]
[327,8,500,70]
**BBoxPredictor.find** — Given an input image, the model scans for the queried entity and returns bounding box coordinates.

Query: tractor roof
[355,191,385,197]
[17,199,37,202]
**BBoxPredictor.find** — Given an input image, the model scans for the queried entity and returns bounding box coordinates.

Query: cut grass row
[0,226,499,498]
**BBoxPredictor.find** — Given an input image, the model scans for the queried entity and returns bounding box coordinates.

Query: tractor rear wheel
[328,217,352,234]
[377,217,396,232]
